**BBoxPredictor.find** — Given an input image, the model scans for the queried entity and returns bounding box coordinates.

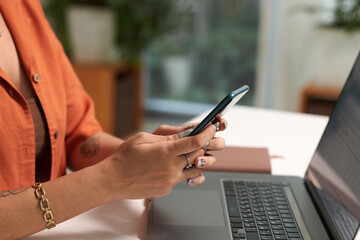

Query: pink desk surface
[23,199,148,240]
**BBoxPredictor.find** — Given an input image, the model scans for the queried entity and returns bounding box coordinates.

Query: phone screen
[188,85,249,136]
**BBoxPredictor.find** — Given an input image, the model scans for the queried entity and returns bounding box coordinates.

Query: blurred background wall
[41,0,360,136]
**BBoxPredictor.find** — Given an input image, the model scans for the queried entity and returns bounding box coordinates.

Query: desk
[24,106,328,240]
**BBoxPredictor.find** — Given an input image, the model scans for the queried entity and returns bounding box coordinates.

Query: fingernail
[223,121,228,130]
[215,122,220,131]
[188,179,196,186]
[203,141,210,148]
[182,124,196,130]
[177,129,193,138]
[198,159,206,167]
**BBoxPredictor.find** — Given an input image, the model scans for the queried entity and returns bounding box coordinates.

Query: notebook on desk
[207,146,271,173]
[147,52,360,240]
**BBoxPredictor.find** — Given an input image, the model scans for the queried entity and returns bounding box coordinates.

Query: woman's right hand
[102,124,219,200]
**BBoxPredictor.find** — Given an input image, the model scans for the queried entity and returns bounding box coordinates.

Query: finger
[217,118,228,131]
[181,167,203,182]
[202,137,225,151]
[177,123,200,138]
[187,173,205,187]
[177,148,206,169]
[177,128,193,139]
[152,124,183,135]
[170,124,217,155]
[181,123,198,130]
[194,154,216,168]
[152,123,199,136]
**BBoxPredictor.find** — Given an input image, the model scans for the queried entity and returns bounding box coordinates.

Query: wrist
[93,155,122,202]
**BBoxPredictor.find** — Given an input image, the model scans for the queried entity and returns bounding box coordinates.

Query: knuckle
[191,137,203,149]
[158,124,169,131]
[164,135,177,142]
[136,132,148,139]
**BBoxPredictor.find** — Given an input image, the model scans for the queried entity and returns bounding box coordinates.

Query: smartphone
[188,85,249,136]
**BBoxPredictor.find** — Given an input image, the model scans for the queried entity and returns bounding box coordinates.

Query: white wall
[256,0,318,111]
[256,0,359,112]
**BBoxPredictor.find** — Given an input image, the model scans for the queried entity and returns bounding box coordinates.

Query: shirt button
[33,73,41,83]
[9,88,14,98]
[54,130,59,139]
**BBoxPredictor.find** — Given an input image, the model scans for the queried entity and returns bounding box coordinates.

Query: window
[145,0,260,116]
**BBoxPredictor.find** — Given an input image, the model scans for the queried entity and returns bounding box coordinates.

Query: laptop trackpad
[153,189,225,227]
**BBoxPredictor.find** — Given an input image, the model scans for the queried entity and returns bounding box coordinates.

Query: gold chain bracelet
[32,182,56,229]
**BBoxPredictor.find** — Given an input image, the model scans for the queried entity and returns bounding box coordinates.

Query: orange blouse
[0,0,102,191]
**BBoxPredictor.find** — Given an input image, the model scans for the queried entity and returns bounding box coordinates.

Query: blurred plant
[43,0,186,61]
[333,0,360,30]
[189,24,257,104]
[146,0,258,104]
[297,0,360,31]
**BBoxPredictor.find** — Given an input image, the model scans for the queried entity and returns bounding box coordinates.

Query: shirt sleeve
[56,44,103,161]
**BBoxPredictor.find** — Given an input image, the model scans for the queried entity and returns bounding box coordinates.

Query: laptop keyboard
[223,180,303,240]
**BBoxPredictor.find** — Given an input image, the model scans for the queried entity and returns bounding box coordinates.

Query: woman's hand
[153,118,227,170]
[103,123,224,200]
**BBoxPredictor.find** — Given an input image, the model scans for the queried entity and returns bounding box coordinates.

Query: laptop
[147,51,360,240]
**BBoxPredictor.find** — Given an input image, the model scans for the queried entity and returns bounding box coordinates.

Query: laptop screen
[305,52,360,240]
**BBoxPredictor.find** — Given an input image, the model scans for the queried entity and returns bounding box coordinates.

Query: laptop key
[233,232,246,239]
[243,217,255,223]
[279,209,290,214]
[261,236,273,240]
[242,213,254,218]
[226,196,240,217]
[282,218,294,223]
[288,232,301,238]
[274,234,287,240]
[245,227,258,232]
[255,211,266,216]
[245,222,256,227]
[246,232,260,240]
[270,219,282,225]
[258,225,270,230]
[256,215,268,221]
[267,211,278,215]
[257,220,269,225]
[281,213,292,218]
[259,230,272,235]
[286,227,299,233]
[231,222,243,228]
[230,217,243,223]
[273,229,285,235]
[284,223,296,228]
[269,215,280,220]
[271,224,284,229]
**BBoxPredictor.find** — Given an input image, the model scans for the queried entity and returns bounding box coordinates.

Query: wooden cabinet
[299,84,342,116]
[72,63,143,137]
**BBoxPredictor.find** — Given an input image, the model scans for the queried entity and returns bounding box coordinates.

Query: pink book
[206,146,271,173]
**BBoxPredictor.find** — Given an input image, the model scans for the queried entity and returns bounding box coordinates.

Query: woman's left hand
[152,118,227,185]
